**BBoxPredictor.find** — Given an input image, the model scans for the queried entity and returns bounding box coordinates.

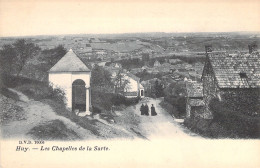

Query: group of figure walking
[140,103,157,116]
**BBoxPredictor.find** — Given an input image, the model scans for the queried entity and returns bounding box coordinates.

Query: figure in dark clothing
[140,104,145,115]
[151,104,157,116]
[145,104,149,116]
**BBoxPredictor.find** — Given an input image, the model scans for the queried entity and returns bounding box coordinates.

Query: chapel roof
[49,49,90,72]
[126,72,140,82]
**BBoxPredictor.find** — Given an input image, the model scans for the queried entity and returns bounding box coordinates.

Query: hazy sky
[0,0,259,37]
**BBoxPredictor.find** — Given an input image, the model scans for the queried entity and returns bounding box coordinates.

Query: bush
[111,94,140,106]
[16,83,65,105]
[184,117,230,138]
[164,95,186,118]
[91,90,140,113]
[209,98,260,138]
[91,91,114,111]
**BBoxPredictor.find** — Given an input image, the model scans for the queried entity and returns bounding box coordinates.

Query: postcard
[0,0,260,168]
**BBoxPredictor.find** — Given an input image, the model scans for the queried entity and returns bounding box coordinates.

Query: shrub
[16,82,65,104]
[46,84,66,105]
[209,97,260,138]
[184,117,230,138]
[92,90,140,113]
[164,95,186,118]
[91,91,114,111]
[111,94,140,106]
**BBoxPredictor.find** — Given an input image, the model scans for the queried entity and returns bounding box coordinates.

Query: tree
[142,53,150,62]
[0,44,16,75]
[114,69,129,94]
[0,44,17,87]
[13,39,40,76]
[41,45,67,67]
[91,64,113,87]
[154,80,164,98]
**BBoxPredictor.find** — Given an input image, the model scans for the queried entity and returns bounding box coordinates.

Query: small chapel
[48,49,91,116]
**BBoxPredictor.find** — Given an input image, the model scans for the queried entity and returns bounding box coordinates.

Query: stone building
[201,45,260,119]
[49,49,91,116]
[186,81,204,118]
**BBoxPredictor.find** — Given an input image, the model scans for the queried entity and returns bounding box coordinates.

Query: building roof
[189,99,204,106]
[126,72,140,82]
[139,84,144,89]
[186,82,203,97]
[49,49,91,72]
[208,53,260,88]
[154,60,161,66]
[109,62,122,68]
[85,43,91,47]
[169,58,182,63]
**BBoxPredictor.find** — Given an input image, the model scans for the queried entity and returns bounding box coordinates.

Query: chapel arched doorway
[72,79,86,112]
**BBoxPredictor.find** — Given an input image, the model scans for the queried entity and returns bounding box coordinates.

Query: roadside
[1,89,198,140]
[114,97,198,140]
[1,89,97,140]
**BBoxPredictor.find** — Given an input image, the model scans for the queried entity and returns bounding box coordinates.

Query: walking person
[145,103,149,116]
[151,104,157,116]
[140,104,145,115]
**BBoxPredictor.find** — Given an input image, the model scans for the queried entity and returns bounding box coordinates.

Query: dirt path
[125,97,198,140]
[1,89,97,140]
[2,90,198,140]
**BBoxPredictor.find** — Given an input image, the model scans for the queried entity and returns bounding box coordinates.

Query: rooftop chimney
[205,45,213,54]
[248,44,257,54]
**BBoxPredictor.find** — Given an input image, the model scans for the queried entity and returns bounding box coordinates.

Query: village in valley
[0,32,260,140]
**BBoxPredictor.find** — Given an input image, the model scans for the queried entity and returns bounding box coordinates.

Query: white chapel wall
[49,72,91,110]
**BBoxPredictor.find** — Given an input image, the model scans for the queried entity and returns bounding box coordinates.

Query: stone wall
[190,106,205,118]
[201,56,215,119]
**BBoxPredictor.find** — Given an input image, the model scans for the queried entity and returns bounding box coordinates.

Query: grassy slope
[27,119,80,140]
[0,89,24,125]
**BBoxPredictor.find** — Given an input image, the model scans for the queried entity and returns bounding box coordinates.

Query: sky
[0,0,260,37]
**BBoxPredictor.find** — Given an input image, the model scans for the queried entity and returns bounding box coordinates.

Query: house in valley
[48,49,91,116]
[105,66,145,98]
[109,62,122,68]
[153,60,161,67]
[168,58,182,64]
[123,73,145,98]
[201,44,260,119]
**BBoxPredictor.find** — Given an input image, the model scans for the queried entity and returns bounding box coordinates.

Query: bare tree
[114,69,129,95]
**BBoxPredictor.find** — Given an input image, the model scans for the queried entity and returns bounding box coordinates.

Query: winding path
[2,89,198,140]
[1,89,97,140]
[115,97,199,140]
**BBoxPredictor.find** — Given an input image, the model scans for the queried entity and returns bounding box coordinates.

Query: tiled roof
[126,72,140,82]
[186,82,203,97]
[208,53,260,88]
[189,99,204,106]
[49,49,90,72]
